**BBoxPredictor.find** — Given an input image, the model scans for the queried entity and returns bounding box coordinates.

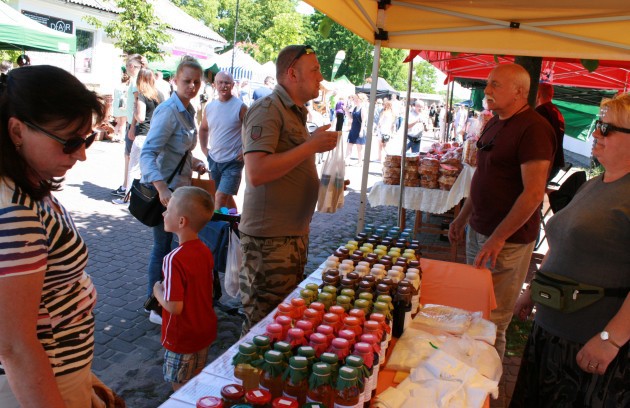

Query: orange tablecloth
[375,258,497,406]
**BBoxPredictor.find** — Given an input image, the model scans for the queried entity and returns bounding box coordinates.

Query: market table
[159,257,496,407]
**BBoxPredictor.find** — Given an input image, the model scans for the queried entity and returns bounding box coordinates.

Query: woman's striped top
[0,178,96,376]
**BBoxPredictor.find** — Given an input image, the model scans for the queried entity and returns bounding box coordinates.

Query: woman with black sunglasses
[0,66,119,406]
[511,93,630,407]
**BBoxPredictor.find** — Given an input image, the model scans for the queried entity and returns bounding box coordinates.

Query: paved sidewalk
[55,139,586,407]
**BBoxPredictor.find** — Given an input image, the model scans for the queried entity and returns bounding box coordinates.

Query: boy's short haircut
[172,186,215,232]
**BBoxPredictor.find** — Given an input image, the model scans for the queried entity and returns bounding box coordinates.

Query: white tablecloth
[368,163,475,214]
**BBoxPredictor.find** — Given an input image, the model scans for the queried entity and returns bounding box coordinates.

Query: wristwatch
[600,331,621,349]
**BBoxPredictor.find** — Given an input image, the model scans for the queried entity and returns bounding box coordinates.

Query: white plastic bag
[317,132,345,213]
[224,229,241,297]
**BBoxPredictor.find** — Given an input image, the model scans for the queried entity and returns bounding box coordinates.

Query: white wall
[564,134,593,158]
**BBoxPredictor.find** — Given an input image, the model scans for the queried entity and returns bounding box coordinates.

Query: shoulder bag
[128,152,189,227]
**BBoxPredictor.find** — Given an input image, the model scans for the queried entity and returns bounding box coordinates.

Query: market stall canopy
[419,51,630,91]
[356,76,399,98]
[302,0,630,61]
[215,48,263,82]
[0,2,75,53]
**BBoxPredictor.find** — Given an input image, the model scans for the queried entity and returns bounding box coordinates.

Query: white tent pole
[356,40,382,235]
[398,58,414,228]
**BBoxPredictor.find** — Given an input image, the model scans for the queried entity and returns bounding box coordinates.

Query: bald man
[449,64,556,360]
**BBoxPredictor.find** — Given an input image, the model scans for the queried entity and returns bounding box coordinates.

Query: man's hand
[192,157,207,175]
[473,235,505,269]
[127,126,135,141]
[448,217,466,244]
[309,124,339,153]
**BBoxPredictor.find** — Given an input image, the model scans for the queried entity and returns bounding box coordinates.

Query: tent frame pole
[397,58,414,228]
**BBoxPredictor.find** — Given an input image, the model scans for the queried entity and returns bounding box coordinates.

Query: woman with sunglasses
[140,56,207,325]
[511,94,630,407]
[0,66,115,406]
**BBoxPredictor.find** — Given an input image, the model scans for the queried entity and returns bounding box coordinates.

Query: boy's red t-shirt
[161,239,217,354]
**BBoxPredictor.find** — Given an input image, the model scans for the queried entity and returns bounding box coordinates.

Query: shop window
[75,29,94,73]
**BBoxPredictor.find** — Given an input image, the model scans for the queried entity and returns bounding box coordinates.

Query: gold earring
[15,142,22,151]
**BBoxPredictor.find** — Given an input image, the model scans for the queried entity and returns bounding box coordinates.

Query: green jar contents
[305,283,320,298]
[256,350,286,400]
[335,294,353,312]
[322,285,338,303]
[221,384,246,407]
[306,362,334,408]
[281,356,309,405]
[340,289,355,304]
[232,343,262,391]
[253,335,272,357]
[274,341,293,364]
[300,289,316,306]
[297,346,316,369]
[244,388,272,408]
[334,366,361,408]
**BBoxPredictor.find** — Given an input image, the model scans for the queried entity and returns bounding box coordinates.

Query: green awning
[0,3,76,54]
[554,99,600,142]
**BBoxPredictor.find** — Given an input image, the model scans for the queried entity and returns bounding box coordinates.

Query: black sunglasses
[595,120,630,137]
[24,121,97,154]
[476,120,502,151]
[288,45,316,69]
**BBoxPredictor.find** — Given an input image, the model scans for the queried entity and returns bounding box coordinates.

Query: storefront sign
[22,10,73,34]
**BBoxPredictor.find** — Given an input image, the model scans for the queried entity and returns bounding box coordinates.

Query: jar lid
[340,278,355,287]
[305,283,320,292]
[345,355,364,367]
[358,292,373,301]
[363,275,376,283]
[290,298,306,307]
[272,397,299,408]
[310,302,325,312]
[319,352,338,364]
[295,320,314,331]
[318,292,333,301]
[329,305,345,315]
[289,356,308,369]
[338,247,350,254]
[265,350,284,363]
[377,295,392,304]
[331,337,350,349]
[353,342,371,354]
[303,309,318,319]
[245,388,272,404]
[327,255,340,262]
[360,333,378,345]
[312,362,332,375]
[369,312,385,322]
[253,335,271,347]
[299,289,314,298]
[398,281,412,289]
[338,329,355,342]
[266,323,283,334]
[323,313,339,324]
[221,384,245,399]
[343,316,360,326]
[273,341,291,352]
[323,285,338,294]
[309,333,327,344]
[238,342,257,354]
[346,271,360,281]
[363,320,380,331]
[277,303,294,313]
[275,315,292,326]
[297,346,315,358]
[197,396,223,408]
[325,269,340,277]
[287,328,304,339]
[373,301,389,311]
[349,308,366,319]
[397,286,411,294]
[338,366,358,380]
[316,324,334,335]
[340,289,355,298]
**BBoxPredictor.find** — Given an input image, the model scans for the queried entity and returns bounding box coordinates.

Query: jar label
[226,386,238,394]
[254,388,266,396]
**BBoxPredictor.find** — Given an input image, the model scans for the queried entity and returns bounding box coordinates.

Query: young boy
[153,186,217,390]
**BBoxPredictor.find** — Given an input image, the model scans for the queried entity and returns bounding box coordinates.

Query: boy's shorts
[163,347,209,384]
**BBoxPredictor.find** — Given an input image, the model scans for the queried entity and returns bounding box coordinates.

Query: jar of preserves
[344,356,368,407]
[319,352,340,383]
[221,384,246,407]
[271,396,299,408]
[294,319,314,341]
[316,324,335,346]
[308,332,329,357]
[273,341,293,364]
[232,343,261,391]
[274,303,295,321]
[258,351,286,400]
[297,346,316,369]
[245,388,272,408]
[326,337,350,361]
[282,356,309,405]
[334,366,360,408]
[305,362,334,408]
[253,335,272,357]
[197,396,224,408]
[275,315,293,340]
[322,313,341,335]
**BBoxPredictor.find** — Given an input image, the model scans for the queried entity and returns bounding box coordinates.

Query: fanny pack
[531,271,630,313]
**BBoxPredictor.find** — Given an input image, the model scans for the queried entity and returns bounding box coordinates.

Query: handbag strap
[166,151,189,184]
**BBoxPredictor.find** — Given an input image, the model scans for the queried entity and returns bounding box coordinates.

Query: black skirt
[510,322,629,408]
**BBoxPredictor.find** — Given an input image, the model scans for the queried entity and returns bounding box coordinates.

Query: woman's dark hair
[0,65,105,200]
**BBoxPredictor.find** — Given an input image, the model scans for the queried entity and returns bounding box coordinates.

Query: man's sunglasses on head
[288,45,316,69]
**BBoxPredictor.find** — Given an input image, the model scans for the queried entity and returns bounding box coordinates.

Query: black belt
[0,367,4,375]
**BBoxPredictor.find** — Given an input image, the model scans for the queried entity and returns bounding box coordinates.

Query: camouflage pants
[239,234,308,336]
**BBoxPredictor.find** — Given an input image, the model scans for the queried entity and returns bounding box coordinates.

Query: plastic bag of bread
[384,327,448,371]
[411,304,474,335]
[462,138,478,167]
[438,175,457,191]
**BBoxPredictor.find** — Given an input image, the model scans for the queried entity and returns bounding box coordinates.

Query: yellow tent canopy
[302,0,630,61]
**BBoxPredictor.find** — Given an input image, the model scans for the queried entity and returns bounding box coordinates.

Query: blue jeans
[148,222,174,298]
[406,138,420,153]
[207,156,244,196]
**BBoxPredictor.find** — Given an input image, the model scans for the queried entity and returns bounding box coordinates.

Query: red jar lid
[291,298,306,308]
[343,316,360,327]
[360,333,378,345]
[329,305,345,315]
[266,323,283,334]
[370,313,385,323]
[272,396,299,408]
[354,342,371,354]
[245,388,272,404]
[309,332,328,345]
[197,396,223,408]
[364,320,380,332]
[331,337,350,350]
[349,309,366,320]
[309,302,325,313]
[275,315,292,326]
[295,319,313,332]
[287,327,305,340]
[221,384,245,400]
[316,324,334,336]
[323,313,339,325]
[277,302,294,313]
[338,329,356,342]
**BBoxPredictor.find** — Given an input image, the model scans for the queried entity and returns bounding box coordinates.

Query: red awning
[415,50,630,91]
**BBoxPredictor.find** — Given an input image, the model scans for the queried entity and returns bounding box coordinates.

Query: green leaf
[319,16,334,38]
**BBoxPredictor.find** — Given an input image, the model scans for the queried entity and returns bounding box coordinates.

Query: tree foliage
[412,60,438,93]
[84,0,171,61]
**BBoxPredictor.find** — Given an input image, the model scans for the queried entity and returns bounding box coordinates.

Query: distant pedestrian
[536,82,566,181]
[112,71,130,141]
[346,93,368,166]
[199,71,247,211]
[377,99,395,162]
[153,186,217,391]
[0,60,11,74]
[252,75,275,101]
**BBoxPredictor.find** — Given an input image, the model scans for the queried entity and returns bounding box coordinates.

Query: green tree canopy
[85,0,171,61]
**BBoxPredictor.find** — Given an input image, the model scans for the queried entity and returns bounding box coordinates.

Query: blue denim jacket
[140,92,197,190]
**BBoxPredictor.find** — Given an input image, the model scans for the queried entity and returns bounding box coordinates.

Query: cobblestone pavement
[55,138,589,407]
